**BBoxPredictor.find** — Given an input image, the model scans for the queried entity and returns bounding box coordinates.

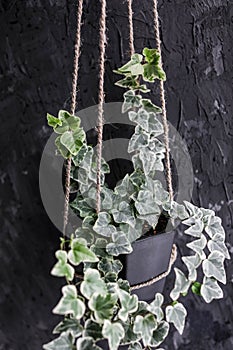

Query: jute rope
[96,0,107,213]
[63,0,84,235]
[153,0,174,200]
[130,244,177,290]
[127,0,135,56]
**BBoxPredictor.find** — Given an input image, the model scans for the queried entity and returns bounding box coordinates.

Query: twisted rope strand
[153,0,174,200]
[96,0,107,213]
[63,0,84,235]
[127,0,135,56]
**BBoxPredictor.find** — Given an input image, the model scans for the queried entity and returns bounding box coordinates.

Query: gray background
[0,0,232,349]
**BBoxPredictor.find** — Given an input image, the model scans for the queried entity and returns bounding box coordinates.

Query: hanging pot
[119,230,175,302]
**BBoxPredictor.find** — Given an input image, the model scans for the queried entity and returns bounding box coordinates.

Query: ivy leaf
[128,126,150,153]
[106,231,133,256]
[98,257,123,275]
[60,129,85,156]
[51,250,74,281]
[129,108,150,132]
[115,75,140,90]
[84,320,103,340]
[53,318,83,337]
[186,235,207,259]
[133,314,157,346]
[89,293,118,323]
[141,99,162,113]
[148,293,164,322]
[207,237,230,259]
[80,268,107,299]
[170,268,191,301]
[102,320,125,350]
[67,238,99,266]
[166,302,187,335]
[93,212,117,237]
[117,289,138,322]
[53,285,85,320]
[182,254,202,281]
[202,251,226,284]
[148,321,170,347]
[47,113,62,128]
[142,48,166,82]
[169,201,189,220]
[43,332,73,350]
[120,220,143,243]
[200,276,223,303]
[55,136,70,158]
[184,218,204,238]
[111,201,135,227]
[122,90,142,113]
[128,343,142,350]
[139,148,164,174]
[205,215,225,240]
[115,174,135,198]
[117,53,143,75]
[76,337,102,350]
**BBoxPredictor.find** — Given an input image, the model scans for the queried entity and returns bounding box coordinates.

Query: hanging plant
[43,47,229,350]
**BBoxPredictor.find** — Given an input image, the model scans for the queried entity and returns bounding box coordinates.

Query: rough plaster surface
[0,0,232,349]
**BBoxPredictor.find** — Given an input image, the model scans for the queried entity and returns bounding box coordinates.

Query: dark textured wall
[0,0,233,349]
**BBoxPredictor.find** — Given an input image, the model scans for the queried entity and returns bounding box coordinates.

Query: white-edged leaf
[148,321,169,347]
[166,302,187,335]
[208,238,230,259]
[202,251,226,284]
[80,268,107,299]
[184,218,204,238]
[106,231,132,256]
[53,285,85,320]
[200,276,224,303]
[51,250,74,281]
[117,289,138,322]
[76,337,102,350]
[93,212,117,237]
[133,314,157,346]
[102,320,125,350]
[68,238,99,266]
[186,235,207,259]
[170,268,191,300]
[205,215,225,240]
[182,254,202,281]
[148,293,164,322]
[43,332,73,350]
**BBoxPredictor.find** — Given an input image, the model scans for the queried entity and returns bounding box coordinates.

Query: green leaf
[200,276,223,303]
[142,48,166,81]
[117,289,138,322]
[89,293,118,323]
[148,293,164,322]
[128,343,142,350]
[80,268,107,299]
[84,320,103,340]
[202,251,226,284]
[68,238,99,266]
[148,321,170,347]
[141,99,162,113]
[60,128,85,156]
[170,268,191,301]
[102,320,125,350]
[191,282,202,296]
[133,314,157,346]
[51,250,74,281]
[115,75,140,89]
[53,318,83,337]
[47,113,62,128]
[53,285,85,320]
[55,136,70,158]
[43,332,73,350]
[76,337,102,350]
[122,90,142,113]
[98,257,123,275]
[165,302,187,335]
[106,231,132,256]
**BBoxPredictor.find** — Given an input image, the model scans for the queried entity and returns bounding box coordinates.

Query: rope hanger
[63,0,174,233]
[68,0,176,289]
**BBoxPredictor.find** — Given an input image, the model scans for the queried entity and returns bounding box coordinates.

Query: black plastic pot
[119,231,175,302]
[96,231,175,350]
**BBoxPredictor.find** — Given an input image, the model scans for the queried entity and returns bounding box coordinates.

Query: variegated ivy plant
[44,48,229,350]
